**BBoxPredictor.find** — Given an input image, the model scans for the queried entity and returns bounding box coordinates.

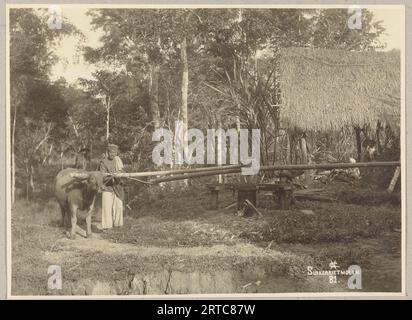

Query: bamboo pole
[259,161,400,172]
[74,162,400,184]
[147,167,241,184]
[114,164,244,178]
[138,161,400,184]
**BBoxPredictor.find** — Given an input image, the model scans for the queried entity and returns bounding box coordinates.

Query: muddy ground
[11,182,402,295]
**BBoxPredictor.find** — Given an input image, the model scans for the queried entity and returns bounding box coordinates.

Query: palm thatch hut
[278,47,401,162]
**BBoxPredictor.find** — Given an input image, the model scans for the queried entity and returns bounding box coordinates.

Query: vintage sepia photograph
[6,4,405,297]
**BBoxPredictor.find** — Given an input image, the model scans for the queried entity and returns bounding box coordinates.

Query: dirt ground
[11,182,402,296]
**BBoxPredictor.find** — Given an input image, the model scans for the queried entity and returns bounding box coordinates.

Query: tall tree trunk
[106,105,110,141]
[150,64,164,188]
[235,101,241,183]
[254,52,258,84]
[25,162,35,200]
[300,134,308,164]
[286,133,291,165]
[25,163,29,201]
[179,36,189,186]
[90,140,93,168]
[217,117,223,184]
[180,36,189,161]
[149,64,161,130]
[300,133,310,183]
[30,164,34,198]
[354,126,362,162]
[11,103,17,203]
[273,110,279,165]
[376,120,382,155]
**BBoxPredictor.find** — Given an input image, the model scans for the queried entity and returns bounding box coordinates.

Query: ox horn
[70,172,90,180]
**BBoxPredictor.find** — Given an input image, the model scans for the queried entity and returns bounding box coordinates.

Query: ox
[55,168,104,239]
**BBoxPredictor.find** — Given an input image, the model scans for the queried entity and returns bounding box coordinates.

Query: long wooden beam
[115,164,243,178]
[259,161,400,172]
[103,161,400,184]
[145,161,400,184]
[147,167,242,184]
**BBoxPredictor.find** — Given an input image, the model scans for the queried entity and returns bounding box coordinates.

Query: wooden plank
[258,183,293,191]
[294,194,336,203]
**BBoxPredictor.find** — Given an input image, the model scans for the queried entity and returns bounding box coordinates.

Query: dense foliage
[10,8,400,200]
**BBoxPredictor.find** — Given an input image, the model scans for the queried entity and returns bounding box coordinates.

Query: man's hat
[107,144,119,152]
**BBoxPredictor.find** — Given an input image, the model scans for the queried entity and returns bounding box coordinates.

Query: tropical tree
[9,8,78,200]
[83,8,386,171]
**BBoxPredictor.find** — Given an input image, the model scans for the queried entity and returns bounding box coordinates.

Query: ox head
[70,171,105,193]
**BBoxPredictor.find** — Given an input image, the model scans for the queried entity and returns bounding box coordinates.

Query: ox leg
[59,203,67,229]
[86,198,95,238]
[69,205,78,240]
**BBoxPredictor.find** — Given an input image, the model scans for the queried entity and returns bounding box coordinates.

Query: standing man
[99,144,124,230]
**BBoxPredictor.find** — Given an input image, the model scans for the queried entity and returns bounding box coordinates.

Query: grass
[242,201,400,243]
[337,188,401,206]
[12,200,63,295]
[11,182,402,295]
[119,183,401,245]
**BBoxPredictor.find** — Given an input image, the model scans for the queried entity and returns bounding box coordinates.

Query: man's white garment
[102,191,123,228]
[114,156,124,171]
[101,156,124,229]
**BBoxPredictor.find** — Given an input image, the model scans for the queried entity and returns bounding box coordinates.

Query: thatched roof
[278,47,400,131]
